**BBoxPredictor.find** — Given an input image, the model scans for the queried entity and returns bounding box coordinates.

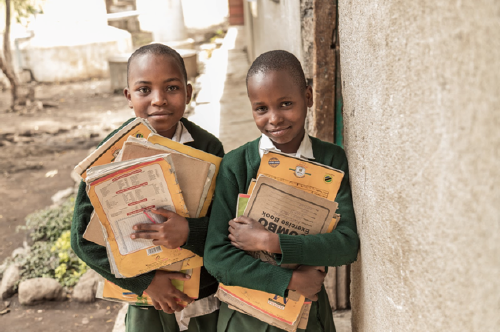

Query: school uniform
[71,117,224,332]
[204,134,359,332]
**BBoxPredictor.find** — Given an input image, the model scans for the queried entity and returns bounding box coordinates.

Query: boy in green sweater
[71,44,223,332]
[204,50,359,332]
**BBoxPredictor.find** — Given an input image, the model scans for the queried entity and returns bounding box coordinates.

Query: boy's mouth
[267,127,291,137]
[148,111,174,118]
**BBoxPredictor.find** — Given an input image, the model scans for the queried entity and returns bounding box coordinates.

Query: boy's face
[124,53,192,139]
[247,70,313,154]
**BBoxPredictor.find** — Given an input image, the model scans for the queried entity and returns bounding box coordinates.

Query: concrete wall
[0,0,133,83]
[20,28,132,82]
[244,0,303,64]
[338,0,500,331]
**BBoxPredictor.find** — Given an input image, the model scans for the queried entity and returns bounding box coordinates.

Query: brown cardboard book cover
[216,285,305,332]
[217,176,338,331]
[119,138,212,218]
[72,117,156,181]
[257,151,344,233]
[147,133,222,218]
[86,155,196,277]
[258,150,344,201]
[83,138,213,248]
[244,175,338,266]
[83,212,106,247]
[97,267,201,306]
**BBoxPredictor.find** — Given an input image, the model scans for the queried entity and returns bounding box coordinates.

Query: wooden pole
[312,0,336,143]
[313,0,351,311]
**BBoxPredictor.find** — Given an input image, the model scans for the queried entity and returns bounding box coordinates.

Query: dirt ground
[1,295,124,332]
[0,79,135,330]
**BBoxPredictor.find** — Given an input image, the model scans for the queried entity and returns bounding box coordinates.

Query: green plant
[6,195,88,289]
[51,230,87,287]
[18,196,76,243]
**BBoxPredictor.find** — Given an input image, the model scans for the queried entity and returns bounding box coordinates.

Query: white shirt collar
[172,121,194,144]
[258,132,315,159]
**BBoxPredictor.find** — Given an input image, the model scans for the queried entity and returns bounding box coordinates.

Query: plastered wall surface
[244,0,303,63]
[338,0,500,331]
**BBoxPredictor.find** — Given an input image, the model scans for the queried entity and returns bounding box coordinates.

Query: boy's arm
[70,181,155,295]
[181,216,209,256]
[204,161,294,298]
[274,149,360,266]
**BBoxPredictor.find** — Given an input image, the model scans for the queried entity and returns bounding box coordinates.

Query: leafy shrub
[19,197,76,243]
[6,196,87,288]
[51,230,87,287]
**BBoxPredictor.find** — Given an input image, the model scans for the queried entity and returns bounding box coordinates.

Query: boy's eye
[138,87,150,94]
[167,85,179,91]
[281,101,292,107]
[255,106,267,112]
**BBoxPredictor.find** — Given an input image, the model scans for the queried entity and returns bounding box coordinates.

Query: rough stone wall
[338,0,500,331]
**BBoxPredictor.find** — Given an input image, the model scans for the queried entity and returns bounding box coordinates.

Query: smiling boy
[71,44,223,332]
[204,50,359,331]
[124,50,192,139]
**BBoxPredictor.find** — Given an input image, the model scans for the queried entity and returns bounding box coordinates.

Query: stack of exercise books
[216,151,344,332]
[73,117,222,305]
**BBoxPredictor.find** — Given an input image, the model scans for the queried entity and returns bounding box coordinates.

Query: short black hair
[246,50,307,91]
[127,43,187,86]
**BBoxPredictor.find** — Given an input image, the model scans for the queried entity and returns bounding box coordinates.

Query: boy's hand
[288,266,326,301]
[228,217,280,253]
[130,208,189,249]
[145,270,194,313]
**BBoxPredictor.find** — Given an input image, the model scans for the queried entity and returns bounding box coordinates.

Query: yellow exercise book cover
[256,151,345,232]
[101,267,201,306]
[147,133,223,218]
[87,156,198,278]
[258,151,344,201]
[217,284,305,330]
[74,118,155,181]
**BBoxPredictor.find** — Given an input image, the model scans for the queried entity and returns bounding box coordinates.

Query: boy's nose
[151,90,167,106]
[268,110,283,125]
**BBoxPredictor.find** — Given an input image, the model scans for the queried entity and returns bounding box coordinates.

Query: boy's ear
[186,83,193,105]
[305,85,314,108]
[123,88,133,109]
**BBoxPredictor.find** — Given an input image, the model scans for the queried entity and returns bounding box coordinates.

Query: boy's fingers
[234,216,251,223]
[309,294,319,302]
[168,272,191,280]
[131,231,158,240]
[133,223,161,231]
[228,224,237,233]
[152,239,178,249]
[165,290,192,311]
[160,301,175,314]
[172,289,194,305]
[165,297,183,312]
[151,298,162,311]
[150,208,175,218]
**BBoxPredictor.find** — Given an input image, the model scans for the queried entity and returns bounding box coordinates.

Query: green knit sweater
[70,117,224,297]
[204,137,359,298]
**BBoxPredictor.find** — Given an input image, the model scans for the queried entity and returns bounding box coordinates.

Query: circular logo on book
[135,133,144,138]
[268,157,280,168]
[294,166,306,178]
[324,174,333,183]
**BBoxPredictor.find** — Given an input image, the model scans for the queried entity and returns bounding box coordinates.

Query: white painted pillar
[136,0,187,42]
